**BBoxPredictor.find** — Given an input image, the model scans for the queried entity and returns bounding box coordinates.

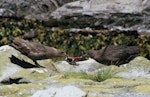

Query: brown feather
[86,45,140,66]
[9,38,66,67]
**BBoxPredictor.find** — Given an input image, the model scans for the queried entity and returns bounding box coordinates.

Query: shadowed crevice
[1,77,30,84]
[9,55,39,68]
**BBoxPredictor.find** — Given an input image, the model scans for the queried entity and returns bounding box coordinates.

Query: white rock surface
[51,0,149,19]
[0,45,23,81]
[31,85,86,97]
[117,56,150,78]
[56,58,105,72]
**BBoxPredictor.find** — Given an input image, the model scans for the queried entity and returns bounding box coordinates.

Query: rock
[114,92,150,97]
[0,0,149,35]
[51,0,146,17]
[0,0,78,20]
[0,45,23,81]
[55,0,78,6]
[55,58,105,72]
[0,45,62,82]
[50,0,150,34]
[1,68,49,84]
[1,45,150,97]
[0,0,59,20]
[31,85,86,97]
[0,83,46,96]
[117,56,150,78]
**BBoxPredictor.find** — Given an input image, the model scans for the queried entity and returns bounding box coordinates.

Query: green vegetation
[0,18,150,59]
[93,67,119,82]
[62,71,93,80]
[62,66,119,82]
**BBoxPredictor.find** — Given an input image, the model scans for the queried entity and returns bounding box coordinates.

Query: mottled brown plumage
[9,38,66,67]
[86,45,140,66]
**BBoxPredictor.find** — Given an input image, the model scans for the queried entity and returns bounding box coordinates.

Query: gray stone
[56,58,105,72]
[117,56,150,78]
[114,92,150,97]
[55,0,78,6]
[31,85,86,97]
[0,0,58,20]
[0,45,23,81]
[51,0,149,18]
[0,45,61,83]
[51,0,150,34]
[0,0,78,20]
[0,68,49,84]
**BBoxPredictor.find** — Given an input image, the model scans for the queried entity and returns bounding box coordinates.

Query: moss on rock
[10,68,49,82]
[134,85,150,92]
[0,83,46,96]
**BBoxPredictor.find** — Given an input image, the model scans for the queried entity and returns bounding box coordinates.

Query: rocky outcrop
[0,0,78,20]
[1,45,150,96]
[118,56,150,78]
[0,45,23,81]
[50,0,150,34]
[0,45,60,82]
[0,0,58,20]
[0,0,149,34]
[51,0,149,18]
[1,0,150,96]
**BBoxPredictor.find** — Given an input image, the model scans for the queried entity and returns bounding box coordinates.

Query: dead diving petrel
[9,38,67,67]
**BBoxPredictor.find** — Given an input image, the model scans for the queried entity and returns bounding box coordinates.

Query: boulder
[0,45,61,82]
[0,0,80,20]
[31,85,86,97]
[0,0,58,20]
[0,45,23,81]
[117,56,150,78]
[56,58,105,72]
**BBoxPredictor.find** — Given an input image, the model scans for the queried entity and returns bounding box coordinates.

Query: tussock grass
[93,67,118,82]
[62,67,119,82]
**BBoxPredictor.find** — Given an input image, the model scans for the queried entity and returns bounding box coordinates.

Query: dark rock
[85,45,140,66]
